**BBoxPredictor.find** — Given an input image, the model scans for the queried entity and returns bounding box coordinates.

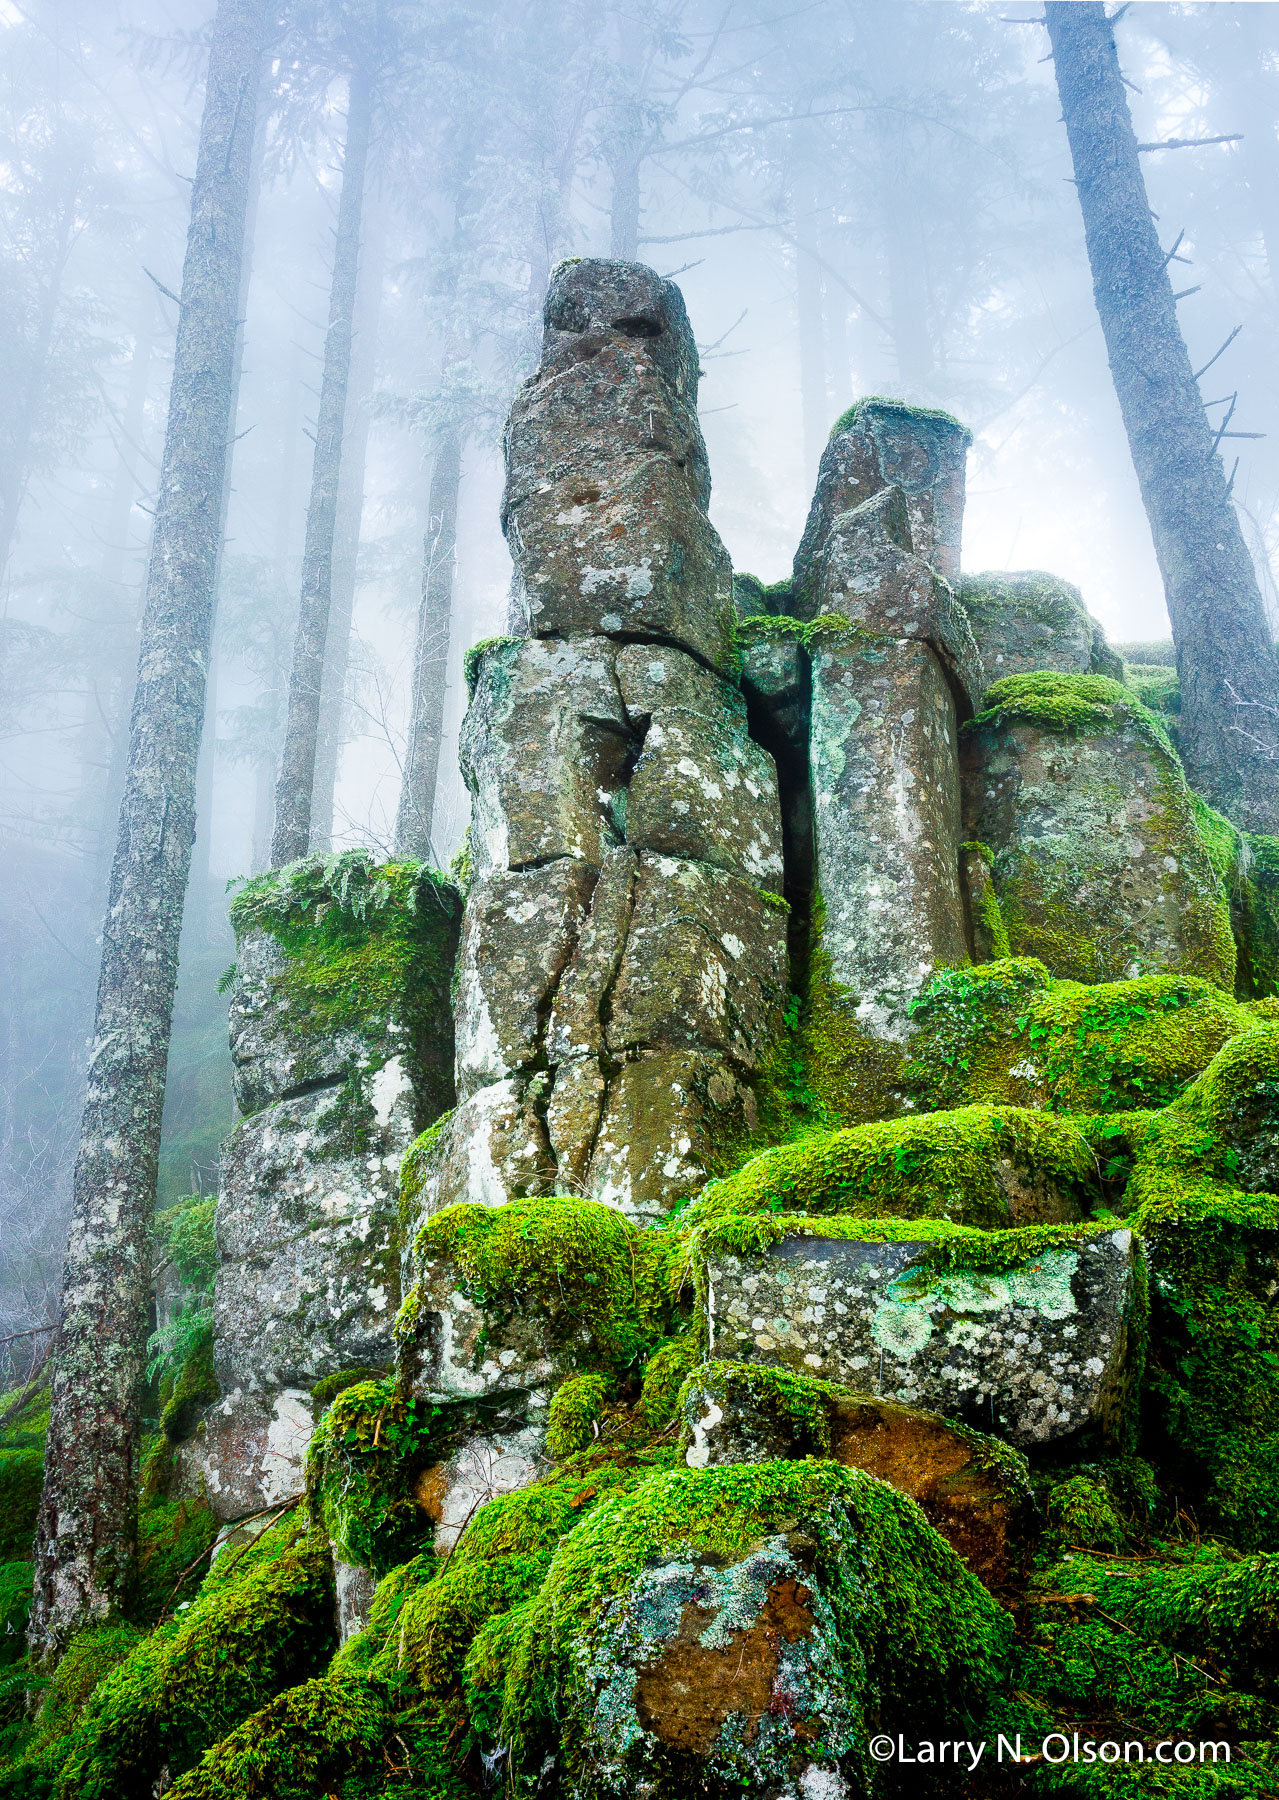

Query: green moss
[228,851,460,1106]
[30,1627,142,1754]
[162,1673,397,1800]
[51,1513,335,1800]
[680,1360,834,1457]
[638,1333,701,1431]
[462,634,519,699]
[306,1379,438,1575]
[409,1194,676,1375]
[1045,1473,1128,1553]
[156,1195,217,1290]
[0,1448,42,1564]
[134,1498,219,1624]
[733,610,863,656]
[310,1368,388,1413]
[797,894,908,1125]
[547,1374,613,1461]
[158,1331,217,1447]
[974,670,1175,752]
[679,1103,1097,1240]
[909,961,1258,1116]
[830,394,970,440]
[0,1563,30,1672]
[1128,659,1182,723]
[1238,833,1279,1000]
[496,1459,1005,1790]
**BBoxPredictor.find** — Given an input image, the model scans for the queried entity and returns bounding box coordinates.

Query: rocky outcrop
[961,675,1236,988]
[412,261,788,1227]
[792,417,979,1050]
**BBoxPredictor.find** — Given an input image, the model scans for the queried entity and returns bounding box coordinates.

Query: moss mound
[681,1103,1096,1236]
[50,1513,335,1799]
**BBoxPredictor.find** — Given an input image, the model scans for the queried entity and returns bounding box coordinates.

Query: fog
[3,0,1278,1338]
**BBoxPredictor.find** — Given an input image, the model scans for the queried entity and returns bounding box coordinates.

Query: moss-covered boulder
[957,570,1123,682]
[961,673,1235,989]
[227,851,460,1121]
[494,1461,1008,1798]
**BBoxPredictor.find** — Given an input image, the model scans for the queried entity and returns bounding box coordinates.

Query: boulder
[679,1363,1029,1586]
[199,1387,315,1522]
[958,570,1124,682]
[705,1227,1140,1448]
[961,675,1235,988]
[412,1422,548,1553]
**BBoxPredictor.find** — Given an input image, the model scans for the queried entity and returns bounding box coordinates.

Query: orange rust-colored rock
[634,1576,817,1757]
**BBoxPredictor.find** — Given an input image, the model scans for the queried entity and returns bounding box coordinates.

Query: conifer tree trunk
[311,209,385,851]
[27,0,269,1664]
[1046,1,1279,831]
[271,64,374,866]
[394,425,460,861]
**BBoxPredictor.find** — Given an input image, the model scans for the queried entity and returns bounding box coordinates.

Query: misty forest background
[3,0,1278,1355]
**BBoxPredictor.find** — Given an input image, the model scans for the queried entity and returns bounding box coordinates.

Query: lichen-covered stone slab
[227,857,460,1121]
[453,859,596,1099]
[198,1387,315,1521]
[810,636,969,1038]
[606,853,788,1064]
[706,1228,1138,1446]
[461,635,632,879]
[793,397,971,607]
[962,699,1235,988]
[502,259,735,673]
[959,570,1123,682]
[214,1082,404,1399]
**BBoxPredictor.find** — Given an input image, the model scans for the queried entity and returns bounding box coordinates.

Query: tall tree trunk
[27,0,268,1664]
[311,207,385,851]
[394,425,460,861]
[271,65,374,866]
[1045,1,1279,832]
[791,151,829,481]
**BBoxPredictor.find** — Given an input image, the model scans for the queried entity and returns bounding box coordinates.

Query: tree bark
[270,63,374,866]
[27,0,269,1664]
[394,425,460,862]
[1045,1,1279,831]
[311,207,385,851]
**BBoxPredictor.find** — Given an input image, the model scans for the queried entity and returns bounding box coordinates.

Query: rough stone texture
[198,1387,315,1522]
[810,635,969,1039]
[706,1228,1139,1447]
[739,637,809,757]
[502,259,735,674]
[680,1367,1027,1587]
[792,399,971,608]
[412,1421,547,1553]
[958,570,1124,683]
[962,711,1236,987]
[453,860,596,1100]
[428,261,788,1225]
[461,636,632,880]
[213,1080,405,1401]
[617,644,784,886]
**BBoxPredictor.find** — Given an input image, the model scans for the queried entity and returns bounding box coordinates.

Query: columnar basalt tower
[413,260,789,1225]
[791,401,982,1052]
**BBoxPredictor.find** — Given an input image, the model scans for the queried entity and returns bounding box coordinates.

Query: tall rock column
[411,260,788,1226]
[791,401,982,1117]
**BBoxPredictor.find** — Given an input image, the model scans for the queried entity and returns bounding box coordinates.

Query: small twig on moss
[158,1494,302,1618]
